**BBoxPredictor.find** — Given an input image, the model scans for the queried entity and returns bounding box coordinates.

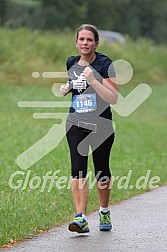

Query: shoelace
[74,217,85,223]
[100,213,110,224]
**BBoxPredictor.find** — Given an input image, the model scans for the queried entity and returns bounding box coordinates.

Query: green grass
[0,28,167,246]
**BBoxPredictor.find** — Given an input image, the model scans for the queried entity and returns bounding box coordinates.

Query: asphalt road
[1,186,167,252]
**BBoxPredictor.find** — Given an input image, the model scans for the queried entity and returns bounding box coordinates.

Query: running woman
[60,24,118,233]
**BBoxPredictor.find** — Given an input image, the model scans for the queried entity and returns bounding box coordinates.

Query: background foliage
[0,0,167,43]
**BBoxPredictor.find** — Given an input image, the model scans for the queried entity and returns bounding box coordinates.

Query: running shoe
[99,211,112,231]
[68,213,90,233]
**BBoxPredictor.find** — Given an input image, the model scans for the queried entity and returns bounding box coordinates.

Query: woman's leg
[92,131,115,207]
[92,130,114,231]
[66,123,90,214]
[71,178,89,215]
[96,179,112,207]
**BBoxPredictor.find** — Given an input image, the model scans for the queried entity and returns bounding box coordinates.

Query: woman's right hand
[60,82,70,96]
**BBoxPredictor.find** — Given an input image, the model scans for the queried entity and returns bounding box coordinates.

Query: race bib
[72,93,97,113]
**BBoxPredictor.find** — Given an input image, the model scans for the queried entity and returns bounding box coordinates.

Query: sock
[99,206,109,213]
[82,213,87,221]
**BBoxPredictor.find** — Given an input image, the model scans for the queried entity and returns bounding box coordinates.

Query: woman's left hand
[83,66,96,85]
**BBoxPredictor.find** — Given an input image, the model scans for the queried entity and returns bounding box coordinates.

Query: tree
[40,0,87,30]
[0,0,9,26]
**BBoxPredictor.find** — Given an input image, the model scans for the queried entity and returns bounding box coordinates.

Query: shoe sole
[69,222,90,233]
[99,224,112,231]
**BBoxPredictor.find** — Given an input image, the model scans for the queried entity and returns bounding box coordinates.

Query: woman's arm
[83,66,118,105]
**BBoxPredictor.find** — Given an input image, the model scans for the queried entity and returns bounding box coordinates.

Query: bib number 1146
[76,99,92,108]
[72,93,97,113]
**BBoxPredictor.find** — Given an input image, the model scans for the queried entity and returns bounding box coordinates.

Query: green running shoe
[68,213,90,233]
[99,211,112,231]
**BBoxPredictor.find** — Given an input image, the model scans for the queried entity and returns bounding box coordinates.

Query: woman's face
[76,29,98,56]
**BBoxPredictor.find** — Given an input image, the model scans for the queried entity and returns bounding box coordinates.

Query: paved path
[2,186,167,252]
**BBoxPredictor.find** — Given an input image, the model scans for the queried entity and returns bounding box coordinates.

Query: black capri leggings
[66,121,115,181]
